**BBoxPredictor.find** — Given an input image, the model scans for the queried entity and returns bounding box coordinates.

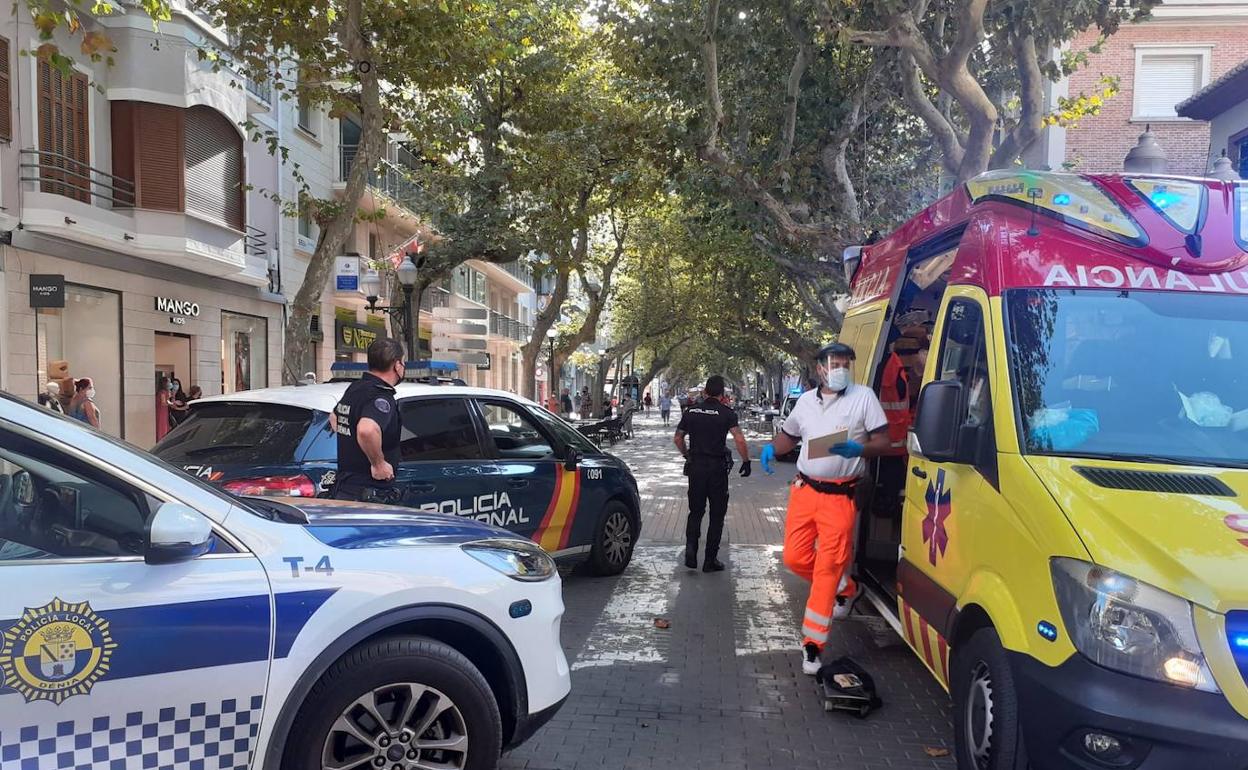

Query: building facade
[1,5,284,447]
[1178,59,1248,175]
[1030,1,1248,175]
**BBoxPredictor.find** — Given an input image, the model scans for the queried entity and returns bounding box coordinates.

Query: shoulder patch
[373,398,392,414]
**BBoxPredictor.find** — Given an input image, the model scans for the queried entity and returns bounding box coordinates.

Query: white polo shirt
[780,385,888,480]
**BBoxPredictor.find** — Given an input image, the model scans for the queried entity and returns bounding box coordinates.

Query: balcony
[502,260,535,289]
[488,311,533,343]
[19,150,136,209]
[340,144,423,216]
[421,288,451,313]
[244,75,273,108]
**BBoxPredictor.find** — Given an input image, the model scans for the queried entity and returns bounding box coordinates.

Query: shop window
[0,37,11,142]
[185,106,245,230]
[222,312,268,394]
[36,59,90,202]
[35,285,123,438]
[1134,47,1209,119]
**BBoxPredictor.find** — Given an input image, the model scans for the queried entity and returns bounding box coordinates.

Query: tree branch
[777,0,813,168]
[990,32,1045,168]
[897,51,964,175]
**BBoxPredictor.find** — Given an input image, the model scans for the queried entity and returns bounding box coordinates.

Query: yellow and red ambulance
[840,170,1248,768]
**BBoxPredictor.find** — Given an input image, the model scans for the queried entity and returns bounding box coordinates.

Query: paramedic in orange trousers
[759,342,889,675]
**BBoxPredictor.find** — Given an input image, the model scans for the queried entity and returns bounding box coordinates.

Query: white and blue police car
[0,391,570,770]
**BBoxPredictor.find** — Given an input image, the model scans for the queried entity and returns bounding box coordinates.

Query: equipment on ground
[816,657,883,718]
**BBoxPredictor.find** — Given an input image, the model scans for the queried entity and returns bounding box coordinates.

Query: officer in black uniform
[332,338,405,503]
[673,375,752,572]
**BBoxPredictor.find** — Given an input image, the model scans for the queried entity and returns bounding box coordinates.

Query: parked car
[0,389,569,769]
[152,384,642,576]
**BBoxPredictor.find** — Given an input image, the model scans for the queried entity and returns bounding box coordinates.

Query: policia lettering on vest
[758,342,890,676]
[673,375,751,573]
[331,338,406,504]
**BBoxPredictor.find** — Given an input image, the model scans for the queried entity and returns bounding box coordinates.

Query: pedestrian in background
[560,388,574,417]
[69,378,101,429]
[759,342,889,675]
[659,391,672,426]
[643,392,652,412]
[156,376,173,441]
[673,375,751,572]
[188,385,203,401]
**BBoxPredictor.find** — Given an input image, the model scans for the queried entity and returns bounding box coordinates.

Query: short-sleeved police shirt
[334,373,401,484]
[781,384,887,480]
[676,398,739,458]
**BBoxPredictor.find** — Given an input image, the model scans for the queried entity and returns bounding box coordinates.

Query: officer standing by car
[331,338,405,503]
[674,375,751,572]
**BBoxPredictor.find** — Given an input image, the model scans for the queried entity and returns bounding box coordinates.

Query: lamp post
[546,328,558,408]
[361,252,421,364]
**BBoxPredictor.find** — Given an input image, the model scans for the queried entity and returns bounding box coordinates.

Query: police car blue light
[152,383,641,577]
[0,390,570,769]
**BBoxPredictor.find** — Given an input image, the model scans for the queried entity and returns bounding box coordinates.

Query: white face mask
[86,388,96,400]
[823,367,851,393]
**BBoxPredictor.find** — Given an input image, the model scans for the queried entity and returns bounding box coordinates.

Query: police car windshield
[153,402,318,466]
[1006,289,1248,468]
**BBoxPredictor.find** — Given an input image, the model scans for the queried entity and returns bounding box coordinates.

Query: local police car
[0,390,570,769]
[152,384,641,576]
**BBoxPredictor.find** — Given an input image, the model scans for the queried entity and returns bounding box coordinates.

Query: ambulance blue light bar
[1234,635,1248,650]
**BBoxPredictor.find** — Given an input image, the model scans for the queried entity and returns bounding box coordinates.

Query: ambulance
[839,170,1248,768]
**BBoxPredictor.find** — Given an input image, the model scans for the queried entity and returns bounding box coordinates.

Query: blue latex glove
[760,444,776,475]
[830,440,864,458]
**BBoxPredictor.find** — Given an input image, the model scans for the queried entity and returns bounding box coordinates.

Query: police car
[0,390,570,769]
[152,384,641,576]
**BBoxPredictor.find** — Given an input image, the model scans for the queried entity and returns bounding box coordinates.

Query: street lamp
[362,252,421,363]
[546,328,558,405]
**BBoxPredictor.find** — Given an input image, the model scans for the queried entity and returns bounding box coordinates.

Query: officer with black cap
[332,337,406,503]
[673,374,752,572]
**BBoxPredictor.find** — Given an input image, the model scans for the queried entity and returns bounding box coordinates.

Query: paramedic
[331,338,405,504]
[759,342,889,674]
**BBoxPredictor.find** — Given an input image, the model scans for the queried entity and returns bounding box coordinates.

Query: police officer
[673,375,751,572]
[332,338,405,503]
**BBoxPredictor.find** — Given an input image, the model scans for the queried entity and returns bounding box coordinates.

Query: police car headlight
[462,539,556,582]
[1051,558,1219,692]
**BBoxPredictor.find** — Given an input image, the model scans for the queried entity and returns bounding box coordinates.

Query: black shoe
[684,547,698,569]
[702,558,725,572]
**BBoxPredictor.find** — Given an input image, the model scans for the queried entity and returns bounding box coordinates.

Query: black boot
[702,555,725,572]
[684,543,698,569]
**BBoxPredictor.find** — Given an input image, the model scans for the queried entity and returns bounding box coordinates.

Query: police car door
[394,397,500,518]
[0,424,271,769]
[474,399,560,542]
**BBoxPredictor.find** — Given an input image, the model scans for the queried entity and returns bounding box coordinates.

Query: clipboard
[806,429,849,459]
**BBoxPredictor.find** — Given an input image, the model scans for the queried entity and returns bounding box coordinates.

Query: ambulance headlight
[463,539,556,582]
[1051,558,1219,692]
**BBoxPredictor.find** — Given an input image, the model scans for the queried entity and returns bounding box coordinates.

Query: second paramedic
[760,342,889,674]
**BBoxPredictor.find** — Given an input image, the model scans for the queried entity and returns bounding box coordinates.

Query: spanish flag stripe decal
[557,472,582,551]
[901,600,918,649]
[937,636,950,684]
[537,469,580,552]
[918,616,936,671]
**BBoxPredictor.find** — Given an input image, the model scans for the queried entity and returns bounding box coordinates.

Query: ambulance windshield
[1006,289,1248,468]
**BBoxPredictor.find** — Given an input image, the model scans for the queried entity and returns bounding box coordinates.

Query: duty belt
[797,472,857,497]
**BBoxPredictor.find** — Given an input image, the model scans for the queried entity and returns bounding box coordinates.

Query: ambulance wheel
[589,501,636,576]
[283,636,501,770]
[951,627,1029,770]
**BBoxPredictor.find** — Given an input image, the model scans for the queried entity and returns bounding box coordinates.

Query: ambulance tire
[589,500,637,576]
[283,636,502,770]
[951,627,1029,770]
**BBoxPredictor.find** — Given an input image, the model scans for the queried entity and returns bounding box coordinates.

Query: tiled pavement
[501,412,956,769]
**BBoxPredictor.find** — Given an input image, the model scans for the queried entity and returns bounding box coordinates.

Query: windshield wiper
[181,443,257,455]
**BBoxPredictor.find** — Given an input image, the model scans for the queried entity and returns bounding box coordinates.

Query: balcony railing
[19,150,136,208]
[488,312,532,342]
[501,260,534,288]
[421,288,451,313]
[340,144,423,214]
[245,225,268,258]
[245,76,273,105]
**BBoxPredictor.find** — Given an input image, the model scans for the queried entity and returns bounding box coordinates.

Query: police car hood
[276,498,526,549]
[1028,457,1248,613]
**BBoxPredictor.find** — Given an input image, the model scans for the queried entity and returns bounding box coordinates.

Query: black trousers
[686,456,730,559]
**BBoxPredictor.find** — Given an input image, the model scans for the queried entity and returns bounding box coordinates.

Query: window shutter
[185,106,245,230]
[0,38,11,142]
[36,61,90,202]
[1137,55,1202,118]
[136,103,184,211]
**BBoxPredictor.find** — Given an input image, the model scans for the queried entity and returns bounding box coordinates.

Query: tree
[845,0,1159,182]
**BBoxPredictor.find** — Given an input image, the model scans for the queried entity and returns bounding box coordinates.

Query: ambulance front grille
[1073,467,1235,497]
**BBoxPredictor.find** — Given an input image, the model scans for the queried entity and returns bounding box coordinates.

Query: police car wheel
[283,636,502,770]
[589,501,636,576]
[951,627,1029,770]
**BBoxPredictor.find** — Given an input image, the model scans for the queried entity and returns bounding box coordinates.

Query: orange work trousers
[782,477,858,650]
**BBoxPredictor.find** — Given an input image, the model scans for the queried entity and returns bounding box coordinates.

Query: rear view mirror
[564,449,582,472]
[146,502,214,565]
[913,381,963,463]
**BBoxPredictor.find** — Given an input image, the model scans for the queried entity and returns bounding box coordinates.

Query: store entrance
[155,332,193,437]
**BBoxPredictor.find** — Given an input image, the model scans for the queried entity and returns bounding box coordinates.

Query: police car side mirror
[146,502,215,565]
[913,381,963,463]
[564,449,582,472]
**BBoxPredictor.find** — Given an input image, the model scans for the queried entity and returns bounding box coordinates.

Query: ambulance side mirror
[146,502,215,565]
[913,381,963,463]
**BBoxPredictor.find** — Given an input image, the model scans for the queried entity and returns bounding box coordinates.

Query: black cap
[816,342,856,361]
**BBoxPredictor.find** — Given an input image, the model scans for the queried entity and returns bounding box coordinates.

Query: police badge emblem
[0,598,117,704]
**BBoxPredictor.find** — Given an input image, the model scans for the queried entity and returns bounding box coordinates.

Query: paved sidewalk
[500,411,956,770]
